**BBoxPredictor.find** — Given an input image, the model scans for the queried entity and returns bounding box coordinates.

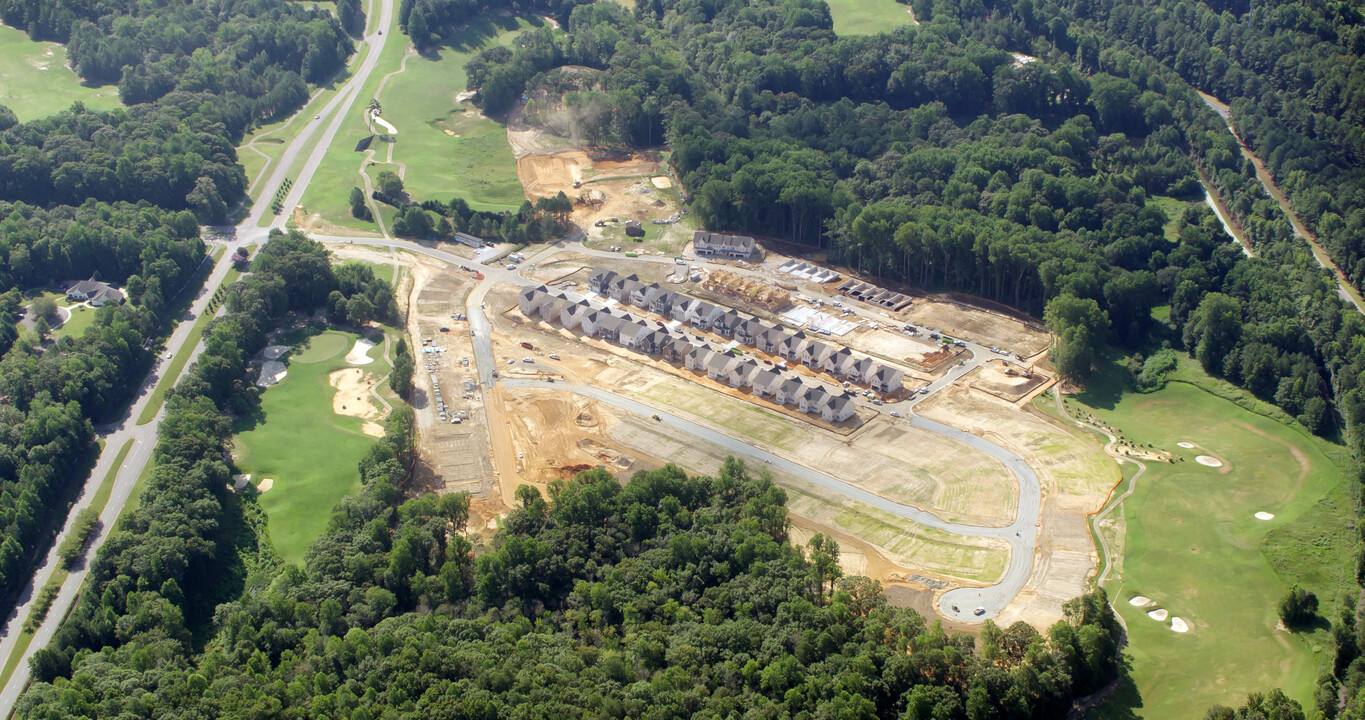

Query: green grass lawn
[1149,195,1195,242]
[53,303,97,339]
[0,23,122,121]
[1072,360,1352,718]
[298,14,536,230]
[825,0,914,35]
[233,327,392,563]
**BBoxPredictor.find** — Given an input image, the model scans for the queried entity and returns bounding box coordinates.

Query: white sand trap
[1255,511,1276,520]
[1177,441,1195,448]
[1195,455,1223,467]
[263,345,291,360]
[231,474,251,490]
[1129,596,1152,607]
[256,478,274,492]
[651,176,673,189]
[257,360,287,387]
[1147,608,1169,622]
[1170,617,1189,632]
[372,115,397,135]
[346,338,377,365]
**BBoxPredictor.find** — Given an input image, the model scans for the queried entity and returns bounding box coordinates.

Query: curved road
[317,233,1045,621]
[0,2,396,714]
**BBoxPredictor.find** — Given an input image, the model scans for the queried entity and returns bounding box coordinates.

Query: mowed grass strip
[0,24,122,121]
[825,0,914,36]
[233,329,391,563]
[1075,370,1347,717]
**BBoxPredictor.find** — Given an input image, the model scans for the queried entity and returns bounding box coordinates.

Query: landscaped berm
[1072,366,1353,718]
[233,328,394,563]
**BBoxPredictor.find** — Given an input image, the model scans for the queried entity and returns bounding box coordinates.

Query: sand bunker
[329,368,385,437]
[1177,441,1195,449]
[263,345,291,360]
[257,360,287,387]
[1255,511,1275,520]
[346,338,377,365]
[231,474,251,490]
[1195,455,1223,467]
[650,176,673,189]
[1128,596,1152,607]
[257,478,274,492]
[1147,608,1169,622]
[1170,617,1189,633]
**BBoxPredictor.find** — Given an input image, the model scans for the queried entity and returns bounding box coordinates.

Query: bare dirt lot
[968,359,1050,404]
[917,383,1116,627]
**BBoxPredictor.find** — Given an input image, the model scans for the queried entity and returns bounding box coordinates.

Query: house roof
[707,353,736,373]
[693,231,756,253]
[780,378,805,395]
[753,369,780,387]
[827,396,853,414]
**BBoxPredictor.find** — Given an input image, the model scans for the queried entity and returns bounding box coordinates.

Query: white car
[549,354,560,360]
[506,359,515,365]
[889,411,902,418]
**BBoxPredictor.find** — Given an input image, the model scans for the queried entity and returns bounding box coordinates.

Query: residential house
[560,300,593,330]
[712,309,743,337]
[755,327,787,354]
[752,369,782,397]
[518,286,545,317]
[613,276,645,304]
[619,321,652,350]
[650,291,678,317]
[687,301,721,329]
[869,365,905,394]
[706,352,738,382]
[637,329,670,355]
[776,378,806,406]
[596,314,628,342]
[662,336,693,363]
[798,385,829,414]
[849,357,876,383]
[580,309,605,337]
[589,269,618,296]
[671,298,699,324]
[685,346,712,372]
[692,231,759,261]
[735,318,769,346]
[822,394,856,422]
[801,341,835,367]
[778,332,809,361]
[822,348,854,374]
[727,360,759,387]
[630,282,662,308]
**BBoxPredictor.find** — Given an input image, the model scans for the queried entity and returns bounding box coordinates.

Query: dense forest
[0,201,205,624]
[0,0,354,222]
[456,0,1362,444]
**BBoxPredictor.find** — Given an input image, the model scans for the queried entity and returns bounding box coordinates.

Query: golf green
[234,329,391,563]
[1075,376,1347,717]
[291,332,350,363]
[825,0,915,36]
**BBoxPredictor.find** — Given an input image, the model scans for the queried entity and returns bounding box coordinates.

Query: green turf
[233,328,391,563]
[1149,195,1194,242]
[1071,360,1350,718]
[53,303,97,339]
[298,14,537,229]
[825,0,914,35]
[0,24,122,121]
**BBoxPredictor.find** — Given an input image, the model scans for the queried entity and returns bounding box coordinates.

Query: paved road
[0,5,395,714]
[328,234,1041,621]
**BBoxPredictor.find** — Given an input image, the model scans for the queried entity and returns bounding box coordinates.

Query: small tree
[1278,586,1319,628]
[376,171,404,199]
[29,296,57,322]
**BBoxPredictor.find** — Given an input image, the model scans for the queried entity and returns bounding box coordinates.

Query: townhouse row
[587,269,905,394]
[518,285,858,422]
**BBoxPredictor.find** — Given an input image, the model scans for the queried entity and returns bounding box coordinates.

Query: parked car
[974,607,986,616]
[889,411,902,418]
[548,354,560,360]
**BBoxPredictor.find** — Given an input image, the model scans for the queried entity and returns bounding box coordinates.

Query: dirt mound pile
[701,270,790,311]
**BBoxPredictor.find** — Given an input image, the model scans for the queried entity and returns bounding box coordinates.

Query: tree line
[19,433,1129,719]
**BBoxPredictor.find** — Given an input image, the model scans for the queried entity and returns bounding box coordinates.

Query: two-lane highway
[0,3,396,713]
